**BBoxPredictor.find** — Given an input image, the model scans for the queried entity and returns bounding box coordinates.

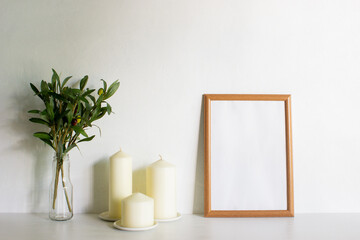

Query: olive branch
[28,69,120,212]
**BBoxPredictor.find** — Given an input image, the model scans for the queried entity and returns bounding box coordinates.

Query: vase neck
[52,153,71,179]
[54,152,69,163]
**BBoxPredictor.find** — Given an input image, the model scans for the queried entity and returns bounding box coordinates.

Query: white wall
[1,0,360,214]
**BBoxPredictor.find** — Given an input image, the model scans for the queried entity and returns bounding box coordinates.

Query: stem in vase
[52,152,72,213]
[52,161,61,209]
[61,164,73,213]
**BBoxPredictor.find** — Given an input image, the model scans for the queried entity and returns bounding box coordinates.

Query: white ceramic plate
[155,212,182,222]
[98,211,119,222]
[113,220,158,231]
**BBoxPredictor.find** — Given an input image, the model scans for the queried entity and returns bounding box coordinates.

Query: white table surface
[0,213,359,240]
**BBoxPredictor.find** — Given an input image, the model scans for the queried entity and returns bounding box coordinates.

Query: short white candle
[108,149,132,219]
[146,156,177,219]
[121,193,154,228]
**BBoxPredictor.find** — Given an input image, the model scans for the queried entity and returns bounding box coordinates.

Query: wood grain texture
[203,94,294,218]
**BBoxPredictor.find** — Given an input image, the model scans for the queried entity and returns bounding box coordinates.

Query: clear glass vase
[49,153,73,221]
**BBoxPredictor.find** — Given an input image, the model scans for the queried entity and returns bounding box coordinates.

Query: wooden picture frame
[204,94,294,217]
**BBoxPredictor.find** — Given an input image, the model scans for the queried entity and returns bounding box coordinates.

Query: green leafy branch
[28,69,120,155]
[29,69,119,212]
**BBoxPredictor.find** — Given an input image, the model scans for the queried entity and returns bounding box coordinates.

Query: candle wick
[159,154,163,160]
[120,147,122,152]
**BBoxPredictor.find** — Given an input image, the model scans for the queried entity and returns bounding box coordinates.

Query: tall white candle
[121,193,154,228]
[108,149,132,219]
[146,156,177,219]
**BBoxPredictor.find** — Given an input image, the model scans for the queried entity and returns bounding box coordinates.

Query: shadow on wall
[3,69,52,212]
[133,168,146,194]
[193,97,204,214]
[91,163,147,213]
[92,158,109,213]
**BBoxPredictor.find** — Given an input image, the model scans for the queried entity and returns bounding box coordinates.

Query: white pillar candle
[108,149,132,219]
[146,156,177,219]
[121,193,154,228]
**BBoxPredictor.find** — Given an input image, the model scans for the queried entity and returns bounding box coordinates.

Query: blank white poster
[210,101,287,210]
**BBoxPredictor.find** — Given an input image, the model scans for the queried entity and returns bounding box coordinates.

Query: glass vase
[49,153,73,221]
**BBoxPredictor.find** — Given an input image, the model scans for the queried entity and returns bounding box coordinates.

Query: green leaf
[66,106,74,124]
[90,106,101,121]
[82,107,91,126]
[96,94,104,105]
[41,80,48,92]
[80,75,88,91]
[92,124,102,136]
[39,138,54,150]
[71,89,82,94]
[104,80,120,99]
[49,92,69,103]
[56,116,63,130]
[61,76,72,88]
[82,89,95,97]
[101,79,107,92]
[33,132,52,140]
[79,96,89,104]
[30,83,44,100]
[93,108,107,121]
[28,109,40,114]
[45,101,54,121]
[40,109,47,116]
[106,103,112,115]
[77,135,95,143]
[72,125,88,137]
[68,88,82,97]
[85,101,92,111]
[63,89,75,102]
[77,103,83,116]
[64,143,78,154]
[88,95,96,104]
[29,118,49,126]
[51,69,60,91]
[30,83,40,95]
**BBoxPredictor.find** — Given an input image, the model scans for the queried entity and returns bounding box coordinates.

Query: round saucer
[113,220,158,231]
[155,212,182,222]
[98,211,119,222]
